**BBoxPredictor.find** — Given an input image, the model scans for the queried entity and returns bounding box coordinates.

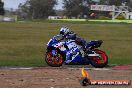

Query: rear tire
[90,49,108,68]
[45,51,64,67]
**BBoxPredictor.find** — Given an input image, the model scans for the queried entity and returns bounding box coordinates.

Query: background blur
[0,0,132,66]
[0,0,132,20]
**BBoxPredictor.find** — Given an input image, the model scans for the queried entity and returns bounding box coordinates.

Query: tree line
[0,0,4,15]
[0,0,132,19]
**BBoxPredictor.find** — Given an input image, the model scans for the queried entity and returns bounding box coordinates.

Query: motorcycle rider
[59,26,88,58]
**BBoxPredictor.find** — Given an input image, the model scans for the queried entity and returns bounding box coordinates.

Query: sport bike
[45,35,108,68]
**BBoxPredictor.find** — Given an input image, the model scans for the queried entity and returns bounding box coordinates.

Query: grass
[0,22,132,66]
[50,19,132,23]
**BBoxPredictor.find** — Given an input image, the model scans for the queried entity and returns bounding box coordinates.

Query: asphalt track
[0,65,131,88]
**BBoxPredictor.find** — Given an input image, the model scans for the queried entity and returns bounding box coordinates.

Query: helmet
[60,27,70,36]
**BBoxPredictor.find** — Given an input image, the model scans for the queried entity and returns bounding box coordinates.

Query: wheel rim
[92,50,107,64]
[46,52,63,65]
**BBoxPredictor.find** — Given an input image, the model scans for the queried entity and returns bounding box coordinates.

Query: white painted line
[10,67,33,70]
[91,68,111,71]
[3,67,33,70]
[68,68,111,71]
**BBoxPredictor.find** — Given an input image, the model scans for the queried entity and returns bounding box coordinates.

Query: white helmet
[60,27,70,36]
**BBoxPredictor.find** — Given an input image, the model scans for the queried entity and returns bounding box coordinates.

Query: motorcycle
[45,35,108,68]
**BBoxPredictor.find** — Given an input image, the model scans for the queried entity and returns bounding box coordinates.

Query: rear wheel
[90,49,108,68]
[45,51,64,67]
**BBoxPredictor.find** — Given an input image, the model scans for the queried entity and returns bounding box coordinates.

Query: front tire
[90,49,108,68]
[45,51,64,67]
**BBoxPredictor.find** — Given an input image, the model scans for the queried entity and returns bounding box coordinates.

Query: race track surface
[0,65,131,88]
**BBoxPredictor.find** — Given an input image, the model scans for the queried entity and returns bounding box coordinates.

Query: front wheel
[45,51,64,67]
[90,49,108,68]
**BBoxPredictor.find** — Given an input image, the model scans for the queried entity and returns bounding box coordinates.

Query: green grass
[0,22,132,66]
[50,19,132,23]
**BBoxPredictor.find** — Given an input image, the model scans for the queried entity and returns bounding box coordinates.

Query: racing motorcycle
[45,35,108,68]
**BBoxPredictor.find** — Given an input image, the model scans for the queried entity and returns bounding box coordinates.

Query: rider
[59,26,88,57]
